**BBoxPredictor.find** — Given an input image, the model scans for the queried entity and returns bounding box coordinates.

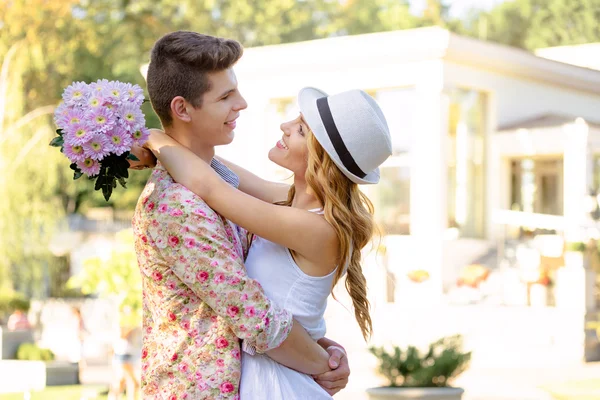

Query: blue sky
[409,0,509,17]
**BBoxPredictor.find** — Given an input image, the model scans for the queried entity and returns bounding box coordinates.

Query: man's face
[189,69,247,147]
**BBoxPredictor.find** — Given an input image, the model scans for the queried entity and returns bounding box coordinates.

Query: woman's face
[268,114,310,177]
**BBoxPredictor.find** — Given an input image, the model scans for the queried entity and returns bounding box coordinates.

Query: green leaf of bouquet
[73,170,83,180]
[117,177,127,188]
[112,156,130,179]
[127,153,139,161]
[49,136,64,147]
[56,129,64,136]
[94,167,115,201]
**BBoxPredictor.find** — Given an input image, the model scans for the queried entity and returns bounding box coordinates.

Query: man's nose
[235,94,248,111]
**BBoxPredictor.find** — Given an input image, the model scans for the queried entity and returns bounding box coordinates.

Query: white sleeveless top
[240,208,338,399]
[244,208,336,340]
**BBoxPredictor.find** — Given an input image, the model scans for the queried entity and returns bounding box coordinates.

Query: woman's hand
[128,145,156,170]
[127,129,169,170]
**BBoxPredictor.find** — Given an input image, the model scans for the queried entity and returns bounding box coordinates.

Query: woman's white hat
[298,87,392,185]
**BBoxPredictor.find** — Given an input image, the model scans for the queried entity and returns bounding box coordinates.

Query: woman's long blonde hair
[281,131,375,341]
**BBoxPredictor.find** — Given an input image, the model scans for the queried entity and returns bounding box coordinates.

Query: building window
[373,161,411,235]
[447,89,487,238]
[510,157,564,216]
[367,87,416,235]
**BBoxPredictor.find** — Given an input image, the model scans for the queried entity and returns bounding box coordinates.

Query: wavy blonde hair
[280,131,375,341]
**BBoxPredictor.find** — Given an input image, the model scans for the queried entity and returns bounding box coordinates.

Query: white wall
[444,61,600,128]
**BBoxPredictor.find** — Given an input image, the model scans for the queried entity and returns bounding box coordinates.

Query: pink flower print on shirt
[170,208,183,217]
[240,293,248,302]
[227,306,239,318]
[193,208,206,217]
[155,237,167,249]
[166,280,177,290]
[200,243,212,252]
[184,238,196,248]
[220,381,235,394]
[231,349,240,360]
[152,271,163,282]
[196,271,209,282]
[158,204,168,213]
[245,306,256,318]
[216,358,225,368]
[168,312,177,322]
[216,337,229,349]
[168,235,180,248]
[181,320,190,330]
[213,273,225,284]
[178,363,188,373]
[146,202,155,212]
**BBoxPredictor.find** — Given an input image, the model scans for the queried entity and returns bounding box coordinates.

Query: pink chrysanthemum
[85,107,115,133]
[77,158,101,176]
[54,102,70,129]
[107,128,133,156]
[105,81,128,105]
[89,79,110,96]
[132,127,150,146]
[87,94,105,109]
[83,134,111,160]
[64,108,85,128]
[119,102,145,132]
[62,81,89,106]
[64,143,86,163]
[64,123,94,146]
[123,82,145,105]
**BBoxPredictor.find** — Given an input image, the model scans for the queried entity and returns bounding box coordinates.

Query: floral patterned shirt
[132,163,293,399]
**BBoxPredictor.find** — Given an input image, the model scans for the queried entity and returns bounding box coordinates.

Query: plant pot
[366,387,465,400]
[0,326,34,359]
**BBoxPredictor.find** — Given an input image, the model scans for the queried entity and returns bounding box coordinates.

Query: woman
[146,87,392,399]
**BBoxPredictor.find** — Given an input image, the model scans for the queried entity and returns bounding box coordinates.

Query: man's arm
[214,155,290,204]
[147,187,330,374]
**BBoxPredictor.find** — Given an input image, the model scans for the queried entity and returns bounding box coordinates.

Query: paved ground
[81,361,600,400]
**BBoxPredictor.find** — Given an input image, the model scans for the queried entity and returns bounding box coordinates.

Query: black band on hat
[316,97,366,179]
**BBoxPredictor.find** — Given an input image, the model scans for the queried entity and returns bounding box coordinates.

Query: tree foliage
[458,0,600,50]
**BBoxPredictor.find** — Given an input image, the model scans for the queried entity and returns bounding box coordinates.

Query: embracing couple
[130,30,392,399]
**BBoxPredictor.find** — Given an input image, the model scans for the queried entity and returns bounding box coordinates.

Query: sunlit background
[1,1,600,399]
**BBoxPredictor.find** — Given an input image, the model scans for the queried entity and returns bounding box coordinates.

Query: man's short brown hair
[146,31,243,126]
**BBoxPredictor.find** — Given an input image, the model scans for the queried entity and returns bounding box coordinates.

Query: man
[131,31,349,399]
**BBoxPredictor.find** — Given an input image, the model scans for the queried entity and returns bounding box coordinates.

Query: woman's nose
[280,121,292,135]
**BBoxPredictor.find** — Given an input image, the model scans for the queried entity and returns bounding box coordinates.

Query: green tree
[332,0,418,35]
[459,0,600,50]
[67,229,142,327]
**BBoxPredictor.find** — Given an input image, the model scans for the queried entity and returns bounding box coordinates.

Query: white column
[405,64,446,303]
[563,119,590,242]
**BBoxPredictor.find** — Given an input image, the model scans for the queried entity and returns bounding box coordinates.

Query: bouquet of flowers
[50,79,149,201]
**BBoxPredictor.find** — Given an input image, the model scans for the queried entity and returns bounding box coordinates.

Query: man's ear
[170,96,192,123]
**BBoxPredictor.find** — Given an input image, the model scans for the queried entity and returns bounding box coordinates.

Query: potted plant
[367,335,471,400]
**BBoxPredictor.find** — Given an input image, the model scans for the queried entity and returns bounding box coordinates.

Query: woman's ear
[170,96,192,123]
